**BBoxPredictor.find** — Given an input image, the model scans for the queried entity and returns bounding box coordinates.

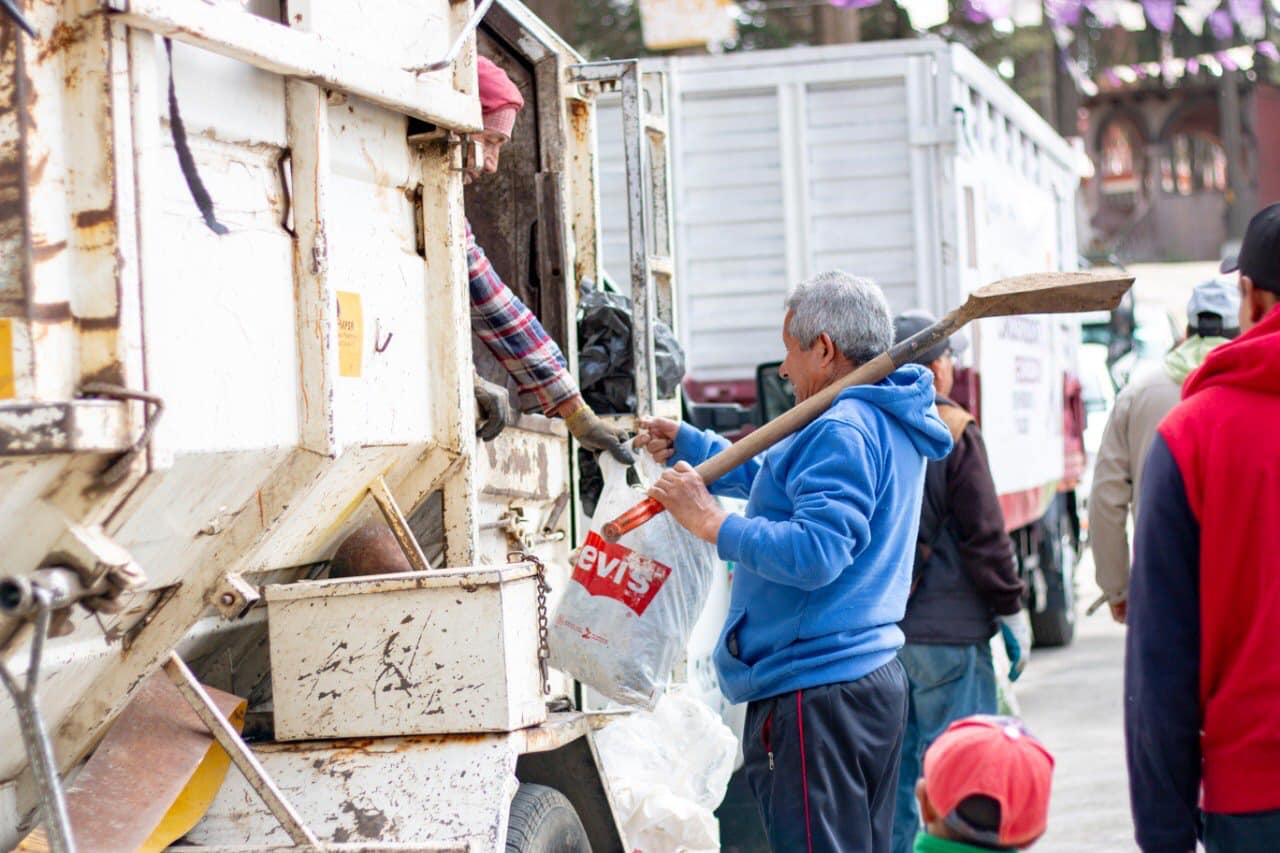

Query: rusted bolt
[219,592,237,606]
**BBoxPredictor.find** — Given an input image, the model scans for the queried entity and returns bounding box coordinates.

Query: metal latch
[79,382,164,487]
[209,573,260,621]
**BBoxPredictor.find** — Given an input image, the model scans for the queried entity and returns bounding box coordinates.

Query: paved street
[1016,553,1136,852]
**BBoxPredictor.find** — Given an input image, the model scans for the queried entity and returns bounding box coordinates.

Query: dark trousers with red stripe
[743,660,909,853]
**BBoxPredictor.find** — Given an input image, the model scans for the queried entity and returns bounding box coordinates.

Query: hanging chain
[510,551,551,695]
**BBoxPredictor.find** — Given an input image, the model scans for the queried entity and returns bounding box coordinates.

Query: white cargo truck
[0,1,682,849]
[599,39,1086,648]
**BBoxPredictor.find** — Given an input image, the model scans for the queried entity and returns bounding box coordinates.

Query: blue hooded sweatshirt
[671,365,953,704]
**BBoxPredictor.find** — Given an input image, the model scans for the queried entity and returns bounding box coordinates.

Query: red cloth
[477,56,523,136]
[1159,306,1280,813]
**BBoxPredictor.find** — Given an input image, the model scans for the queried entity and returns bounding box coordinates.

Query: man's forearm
[466,221,578,414]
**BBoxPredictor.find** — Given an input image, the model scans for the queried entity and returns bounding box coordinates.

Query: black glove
[474,373,515,441]
[565,404,635,464]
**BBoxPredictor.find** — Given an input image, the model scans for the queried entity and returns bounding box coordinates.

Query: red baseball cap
[922,715,1055,849]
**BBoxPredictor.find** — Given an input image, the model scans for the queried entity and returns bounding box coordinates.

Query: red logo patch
[571,532,671,616]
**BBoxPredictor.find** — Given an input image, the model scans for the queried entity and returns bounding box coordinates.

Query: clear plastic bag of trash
[549,446,714,709]
[594,687,738,853]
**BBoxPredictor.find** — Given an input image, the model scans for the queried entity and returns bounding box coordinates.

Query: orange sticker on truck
[0,318,14,399]
[336,291,363,378]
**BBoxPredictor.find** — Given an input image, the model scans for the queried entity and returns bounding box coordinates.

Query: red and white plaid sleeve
[466,222,578,414]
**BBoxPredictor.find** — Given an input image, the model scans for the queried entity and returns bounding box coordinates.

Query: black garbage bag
[576,282,686,514]
[577,285,686,415]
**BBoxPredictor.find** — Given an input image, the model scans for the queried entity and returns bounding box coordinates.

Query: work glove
[473,372,515,442]
[564,403,635,465]
[998,609,1033,682]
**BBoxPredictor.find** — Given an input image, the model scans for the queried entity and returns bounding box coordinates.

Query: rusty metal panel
[0,401,130,454]
[0,25,27,316]
[0,457,73,572]
[478,423,567,502]
[187,735,519,849]
[297,0,450,71]
[140,131,299,455]
[0,4,632,847]
[267,565,545,740]
[51,672,245,852]
[325,98,432,449]
[110,0,481,132]
[107,448,295,584]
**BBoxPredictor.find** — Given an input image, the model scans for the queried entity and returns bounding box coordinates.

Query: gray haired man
[636,271,953,852]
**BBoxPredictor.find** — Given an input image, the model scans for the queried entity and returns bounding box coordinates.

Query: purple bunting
[964,0,1013,22]
[1186,56,1200,74]
[1104,69,1122,87]
[1085,0,1117,26]
[1259,42,1280,62]
[1141,0,1176,32]
[1045,0,1084,27]
[1217,50,1238,71]
[1227,0,1264,32]
[1208,8,1234,39]
[827,0,883,8]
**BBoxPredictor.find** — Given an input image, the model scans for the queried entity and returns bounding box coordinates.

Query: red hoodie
[1168,306,1280,807]
[1125,307,1280,851]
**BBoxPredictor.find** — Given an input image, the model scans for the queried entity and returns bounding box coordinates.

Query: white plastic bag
[594,687,738,853]
[549,448,715,709]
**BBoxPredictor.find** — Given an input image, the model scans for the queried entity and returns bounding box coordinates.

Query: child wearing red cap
[914,716,1055,852]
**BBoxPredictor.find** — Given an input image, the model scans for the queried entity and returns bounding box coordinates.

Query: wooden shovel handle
[600,310,965,541]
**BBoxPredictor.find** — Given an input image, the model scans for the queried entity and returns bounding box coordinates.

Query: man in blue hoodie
[636,270,953,853]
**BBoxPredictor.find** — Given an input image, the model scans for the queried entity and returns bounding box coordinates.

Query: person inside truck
[466,56,631,464]
[635,271,953,853]
[888,310,1032,853]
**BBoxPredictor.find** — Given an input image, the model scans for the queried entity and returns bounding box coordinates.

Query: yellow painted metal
[0,318,14,399]
[139,702,247,853]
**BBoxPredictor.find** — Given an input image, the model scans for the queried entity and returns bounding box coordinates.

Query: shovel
[602,271,1134,541]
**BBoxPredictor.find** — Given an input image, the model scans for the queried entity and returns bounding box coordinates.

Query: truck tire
[505,783,590,853]
[1031,497,1077,648]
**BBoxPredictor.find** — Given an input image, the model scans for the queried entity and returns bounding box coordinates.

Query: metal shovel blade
[965,271,1135,319]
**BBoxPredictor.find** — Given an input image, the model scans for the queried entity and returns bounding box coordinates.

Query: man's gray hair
[784,270,893,364]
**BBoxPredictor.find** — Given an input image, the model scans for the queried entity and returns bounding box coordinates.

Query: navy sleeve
[1125,432,1201,853]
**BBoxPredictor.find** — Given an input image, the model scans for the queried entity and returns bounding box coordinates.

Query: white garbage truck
[0,0,684,849]
[598,38,1087,649]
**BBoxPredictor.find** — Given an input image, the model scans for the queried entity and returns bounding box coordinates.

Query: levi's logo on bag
[571,532,671,617]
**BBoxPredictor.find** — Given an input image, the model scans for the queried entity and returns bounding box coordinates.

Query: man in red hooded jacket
[1125,202,1280,853]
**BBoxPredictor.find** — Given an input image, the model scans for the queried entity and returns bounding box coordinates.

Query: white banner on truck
[976,316,1066,497]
